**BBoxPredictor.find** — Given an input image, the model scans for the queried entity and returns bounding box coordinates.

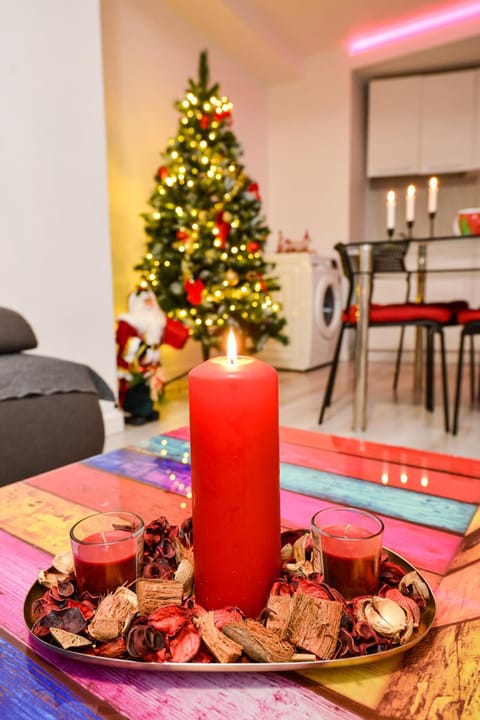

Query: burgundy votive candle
[70,511,144,596]
[311,506,384,599]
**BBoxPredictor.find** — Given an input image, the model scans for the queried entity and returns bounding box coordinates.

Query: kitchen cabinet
[367,69,478,178]
[474,69,480,168]
[420,69,476,174]
[366,75,421,177]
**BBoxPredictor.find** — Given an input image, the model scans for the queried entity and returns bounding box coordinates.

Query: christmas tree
[134,50,288,360]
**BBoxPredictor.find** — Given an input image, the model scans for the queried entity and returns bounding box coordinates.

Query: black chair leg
[393,326,405,392]
[439,331,449,433]
[425,327,434,413]
[452,331,466,436]
[319,325,346,424]
[469,335,475,405]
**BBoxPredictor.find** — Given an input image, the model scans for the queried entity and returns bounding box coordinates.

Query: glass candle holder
[70,511,144,595]
[311,506,384,600]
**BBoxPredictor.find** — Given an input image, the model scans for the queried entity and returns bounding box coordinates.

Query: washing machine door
[314,272,342,339]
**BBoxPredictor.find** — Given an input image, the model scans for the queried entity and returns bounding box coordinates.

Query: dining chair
[318,241,453,431]
[452,308,480,435]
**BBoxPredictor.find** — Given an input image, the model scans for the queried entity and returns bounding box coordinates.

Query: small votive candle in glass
[70,511,144,595]
[311,506,384,600]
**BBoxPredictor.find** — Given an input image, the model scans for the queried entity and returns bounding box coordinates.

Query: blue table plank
[0,636,102,720]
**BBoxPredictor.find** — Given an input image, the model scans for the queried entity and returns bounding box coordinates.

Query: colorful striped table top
[0,426,478,720]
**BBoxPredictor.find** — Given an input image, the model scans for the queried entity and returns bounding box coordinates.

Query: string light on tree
[134,50,288,359]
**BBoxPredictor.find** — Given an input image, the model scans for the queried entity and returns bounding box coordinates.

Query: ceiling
[162,0,480,84]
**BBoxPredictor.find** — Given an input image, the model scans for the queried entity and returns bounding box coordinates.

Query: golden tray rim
[24,547,436,673]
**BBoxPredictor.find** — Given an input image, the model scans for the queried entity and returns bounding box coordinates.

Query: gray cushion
[0,307,37,353]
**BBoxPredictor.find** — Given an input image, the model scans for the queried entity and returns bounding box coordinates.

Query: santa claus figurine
[115,287,168,425]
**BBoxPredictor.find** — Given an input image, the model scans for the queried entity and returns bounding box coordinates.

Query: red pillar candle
[188,338,281,618]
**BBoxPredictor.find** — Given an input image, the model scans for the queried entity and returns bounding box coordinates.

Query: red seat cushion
[457,308,480,325]
[344,303,452,325]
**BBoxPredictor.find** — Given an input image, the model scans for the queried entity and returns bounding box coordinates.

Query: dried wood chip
[223,618,294,663]
[265,595,292,638]
[136,578,184,614]
[49,627,92,650]
[285,592,342,659]
[88,587,138,642]
[291,653,317,662]
[174,558,194,597]
[195,611,243,663]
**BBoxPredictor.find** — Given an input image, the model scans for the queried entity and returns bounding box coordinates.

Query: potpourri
[30,516,431,665]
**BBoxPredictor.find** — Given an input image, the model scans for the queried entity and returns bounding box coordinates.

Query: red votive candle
[188,337,281,619]
[70,511,144,596]
[311,507,384,599]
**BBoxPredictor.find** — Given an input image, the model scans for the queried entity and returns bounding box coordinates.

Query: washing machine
[259,252,343,371]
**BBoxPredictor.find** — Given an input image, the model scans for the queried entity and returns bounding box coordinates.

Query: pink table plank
[280,489,460,575]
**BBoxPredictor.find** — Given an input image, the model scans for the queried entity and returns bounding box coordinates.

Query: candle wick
[344,524,351,537]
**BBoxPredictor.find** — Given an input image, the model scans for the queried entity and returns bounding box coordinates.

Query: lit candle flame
[428,176,438,190]
[386,190,395,206]
[407,184,416,198]
[227,330,237,366]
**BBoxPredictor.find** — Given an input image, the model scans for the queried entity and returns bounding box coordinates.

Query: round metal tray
[24,548,436,672]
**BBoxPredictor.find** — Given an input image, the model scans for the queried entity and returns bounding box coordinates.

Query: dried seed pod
[52,550,75,575]
[398,570,430,600]
[354,596,413,644]
[88,587,138,642]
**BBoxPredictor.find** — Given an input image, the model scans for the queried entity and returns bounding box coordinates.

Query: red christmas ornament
[248,183,261,201]
[214,108,232,123]
[199,114,211,129]
[246,241,260,253]
[156,166,169,181]
[254,272,267,292]
[215,211,231,247]
[184,278,205,305]
[176,229,189,241]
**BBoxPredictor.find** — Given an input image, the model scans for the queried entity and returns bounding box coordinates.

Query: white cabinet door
[420,69,476,173]
[473,69,480,169]
[367,76,422,178]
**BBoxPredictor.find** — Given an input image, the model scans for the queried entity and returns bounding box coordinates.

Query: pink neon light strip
[349,2,480,55]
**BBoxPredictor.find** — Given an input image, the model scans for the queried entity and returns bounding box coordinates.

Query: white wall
[267,48,352,256]
[0,0,120,426]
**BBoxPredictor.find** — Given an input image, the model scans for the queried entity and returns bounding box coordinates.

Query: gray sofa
[0,307,115,485]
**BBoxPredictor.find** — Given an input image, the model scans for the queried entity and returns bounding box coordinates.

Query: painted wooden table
[1,426,479,720]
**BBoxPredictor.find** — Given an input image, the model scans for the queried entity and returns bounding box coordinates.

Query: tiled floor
[104,360,479,459]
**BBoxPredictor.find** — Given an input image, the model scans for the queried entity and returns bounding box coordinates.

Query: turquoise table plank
[139,435,475,535]
[279,463,475,534]
[0,635,102,720]
[138,435,191,462]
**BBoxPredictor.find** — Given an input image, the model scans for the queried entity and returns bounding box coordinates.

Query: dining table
[351,233,480,431]
[0,425,479,719]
